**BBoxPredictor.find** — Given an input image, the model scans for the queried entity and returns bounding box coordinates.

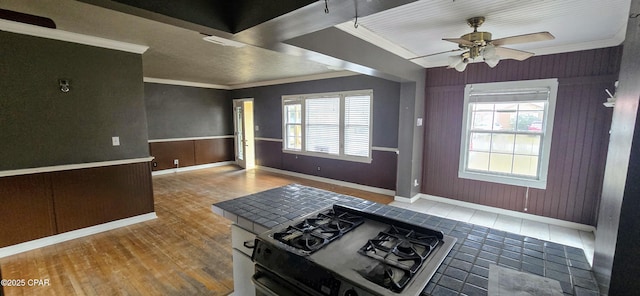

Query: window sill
[282,149,372,164]
[458,170,547,189]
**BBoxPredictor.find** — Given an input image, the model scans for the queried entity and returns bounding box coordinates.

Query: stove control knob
[344,289,358,296]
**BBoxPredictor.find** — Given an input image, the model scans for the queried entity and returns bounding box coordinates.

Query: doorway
[233,99,255,169]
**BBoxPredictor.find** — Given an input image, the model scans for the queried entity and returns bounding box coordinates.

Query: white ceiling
[1,0,632,86]
[339,0,631,68]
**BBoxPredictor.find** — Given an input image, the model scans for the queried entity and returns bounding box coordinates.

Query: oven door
[252,265,321,296]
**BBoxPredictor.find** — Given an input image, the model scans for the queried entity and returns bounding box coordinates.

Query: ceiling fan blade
[495,47,535,61]
[491,32,555,46]
[409,48,464,60]
[442,38,474,47]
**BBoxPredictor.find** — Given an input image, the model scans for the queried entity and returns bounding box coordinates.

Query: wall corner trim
[0,19,148,54]
[0,157,155,178]
[0,212,157,258]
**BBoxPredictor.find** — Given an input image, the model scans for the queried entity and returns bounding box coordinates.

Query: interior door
[233,99,255,169]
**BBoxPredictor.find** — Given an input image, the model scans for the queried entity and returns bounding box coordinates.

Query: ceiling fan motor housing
[460,32,492,47]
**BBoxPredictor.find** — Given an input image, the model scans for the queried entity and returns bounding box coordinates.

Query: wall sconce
[59,79,70,93]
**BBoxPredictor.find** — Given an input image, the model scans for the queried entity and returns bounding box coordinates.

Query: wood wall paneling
[0,174,56,248]
[422,47,621,225]
[51,162,154,233]
[149,140,196,170]
[194,138,234,165]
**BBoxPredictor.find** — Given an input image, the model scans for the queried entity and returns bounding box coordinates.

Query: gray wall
[144,83,233,139]
[593,0,640,292]
[0,31,149,170]
[231,75,401,148]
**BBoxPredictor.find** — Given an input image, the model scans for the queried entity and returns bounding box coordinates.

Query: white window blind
[306,97,340,154]
[282,90,373,163]
[344,95,371,157]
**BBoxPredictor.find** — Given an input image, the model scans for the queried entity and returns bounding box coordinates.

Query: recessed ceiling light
[202,35,246,48]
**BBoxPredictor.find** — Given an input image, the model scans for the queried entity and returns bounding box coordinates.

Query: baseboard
[256,166,395,196]
[0,212,157,258]
[394,194,421,203]
[152,161,235,176]
[420,194,596,233]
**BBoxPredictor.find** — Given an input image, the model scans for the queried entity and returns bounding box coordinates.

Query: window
[282,90,372,162]
[459,79,558,189]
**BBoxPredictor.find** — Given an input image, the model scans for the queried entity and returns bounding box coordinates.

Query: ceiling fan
[412,16,555,72]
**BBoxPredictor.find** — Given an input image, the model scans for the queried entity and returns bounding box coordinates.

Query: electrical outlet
[317,166,321,171]
[112,136,120,146]
[414,179,419,187]
[174,159,179,165]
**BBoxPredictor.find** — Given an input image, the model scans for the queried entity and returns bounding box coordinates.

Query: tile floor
[390,198,595,266]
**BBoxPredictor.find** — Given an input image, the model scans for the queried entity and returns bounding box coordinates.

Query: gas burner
[271,207,364,254]
[273,226,329,252]
[291,232,325,251]
[396,240,416,257]
[358,225,442,292]
[357,262,411,292]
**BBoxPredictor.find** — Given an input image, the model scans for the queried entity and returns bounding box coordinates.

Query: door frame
[233,98,255,169]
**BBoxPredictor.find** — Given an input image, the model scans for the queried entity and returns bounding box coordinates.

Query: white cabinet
[231,224,257,296]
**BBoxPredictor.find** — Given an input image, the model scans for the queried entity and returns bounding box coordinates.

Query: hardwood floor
[0,165,392,295]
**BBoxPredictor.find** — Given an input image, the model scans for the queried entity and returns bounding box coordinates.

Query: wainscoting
[255,139,398,190]
[0,160,154,248]
[149,137,234,171]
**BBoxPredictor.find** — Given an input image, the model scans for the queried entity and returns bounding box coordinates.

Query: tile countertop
[211,184,599,296]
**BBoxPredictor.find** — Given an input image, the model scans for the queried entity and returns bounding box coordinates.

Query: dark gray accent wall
[144,83,232,139]
[231,75,401,148]
[0,31,149,171]
[594,0,640,293]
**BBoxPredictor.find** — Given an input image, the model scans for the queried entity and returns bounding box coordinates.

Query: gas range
[251,204,456,296]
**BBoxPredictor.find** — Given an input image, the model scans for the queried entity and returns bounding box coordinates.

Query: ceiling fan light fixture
[482,44,497,58]
[438,16,554,72]
[484,55,500,68]
[481,44,500,68]
[448,55,463,68]
[454,59,468,72]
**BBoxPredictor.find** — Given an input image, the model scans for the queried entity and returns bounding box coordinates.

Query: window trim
[458,78,558,189]
[281,89,373,163]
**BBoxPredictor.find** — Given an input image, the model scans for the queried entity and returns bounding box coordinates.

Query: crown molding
[0,19,148,54]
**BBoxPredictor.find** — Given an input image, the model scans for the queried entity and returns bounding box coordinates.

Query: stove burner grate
[272,207,364,254]
[357,225,441,292]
